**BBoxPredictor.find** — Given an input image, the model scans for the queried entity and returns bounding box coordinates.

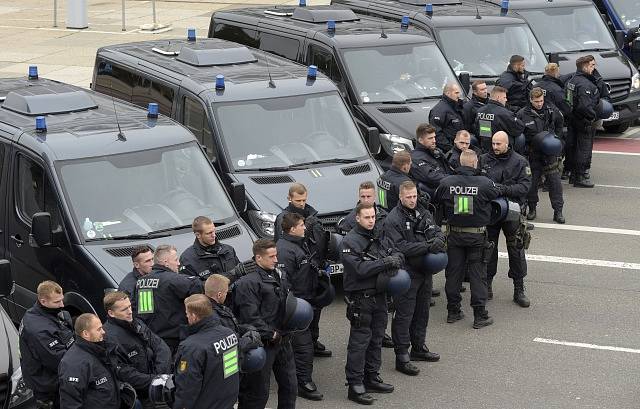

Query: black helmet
[282,293,314,331]
[376,269,411,297]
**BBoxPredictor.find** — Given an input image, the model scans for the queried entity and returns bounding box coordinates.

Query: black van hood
[555,50,633,80]
[358,100,438,141]
[234,159,382,216]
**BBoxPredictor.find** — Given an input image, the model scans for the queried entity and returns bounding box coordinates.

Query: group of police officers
[16,53,606,408]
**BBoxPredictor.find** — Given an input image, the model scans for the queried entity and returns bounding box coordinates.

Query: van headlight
[9,366,33,408]
[632,72,640,90]
[379,133,413,156]
[247,210,277,238]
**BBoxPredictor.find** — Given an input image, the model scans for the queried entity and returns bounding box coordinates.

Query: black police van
[483,0,640,133]
[592,0,640,64]
[92,38,381,249]
[209,6,464,165]
[0,76,254,320]
[330,0,548,86]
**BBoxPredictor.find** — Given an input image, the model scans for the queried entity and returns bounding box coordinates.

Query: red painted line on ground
[594,138,640,153]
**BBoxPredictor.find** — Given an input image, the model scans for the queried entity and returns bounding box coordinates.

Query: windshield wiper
[471,74,497,78]
[288,158,359,169]
[578,48,612,52]
[235,166,291,172]
[404,96,439,103]
[87,232,171,242]
[379,100,408,104]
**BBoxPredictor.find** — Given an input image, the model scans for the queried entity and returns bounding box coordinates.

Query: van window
[183,97,217,160]
[16,155,61,226]
[260,33,300,60]
[94,60,135,102]
[213,23,259,48]
[308,45,342,83]
[133,76,175,116]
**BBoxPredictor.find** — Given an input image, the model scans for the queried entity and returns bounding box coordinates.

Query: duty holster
[482,240,495,264]
[344,295,363,328]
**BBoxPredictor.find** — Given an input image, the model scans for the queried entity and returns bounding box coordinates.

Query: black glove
[382,255,402,275]
[239,330,263,351]
[427,238,446,253]
[495,183,509,196]
[230,260,259,280]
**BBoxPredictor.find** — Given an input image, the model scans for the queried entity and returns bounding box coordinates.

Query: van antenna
[111,95,126,141]
[475,0,482,19]
[381,23,388,38]
[263,50,276,88]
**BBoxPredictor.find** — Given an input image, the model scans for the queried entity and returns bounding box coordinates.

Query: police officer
[19,281,75,408]
[180,216,242,282]
[481,132,532,307]
[58,314,122,409]
[274,183,331,358]
[564,55,601,188]
[410,124,453,195]
[462,80,489,132]
[233,239,297,409]
[496,55,531,113]
[433,150,503,328]
[134,244,203,354]
[205,274,244,334]
[103,291,172,408]
[535,63,572,118]
[173,294,240,409]
[339,181,388,234]
[383,181,443,376]
[377,150,413,211]
[475,86,526,153]
[429,83,465,152]
[341,202,401,405]
[446,130,481,170]
[517,87,566,224]
[119,245,154,301]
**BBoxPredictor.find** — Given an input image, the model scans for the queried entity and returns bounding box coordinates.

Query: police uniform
[517,101,565,216]
[119,268,144,317]
[19,302,75,406]
[377,166,412,211]
[462,94,488,132]
[410,144,452,194]
[212,299,242,334]
[133,264,203,353]
[338,203,388,234]
[434,167,502,324]
[481,148,532,304]
[474,100,526,153]
[446,145,482,170]
[58,338,121,409]
[173,315,240,409]
[496,67,531,113]
[535,75,572,118]
[382,203,444,366]
[233,262,297,409]
[180,239,241,281]
[429,94,465,153]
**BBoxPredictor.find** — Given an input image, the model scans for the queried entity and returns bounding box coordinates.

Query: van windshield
[608,0,640,28]
[517,6,617,52]
[437,24,547,76]
[213,92,369,171]
[341,43,457,103]
[56,142,236,241]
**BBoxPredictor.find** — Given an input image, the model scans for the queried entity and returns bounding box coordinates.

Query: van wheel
[603,122,630,134]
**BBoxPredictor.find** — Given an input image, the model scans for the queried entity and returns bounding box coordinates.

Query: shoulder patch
[342,248,351,253]
[68,377,79,383]
[178,360,188,373]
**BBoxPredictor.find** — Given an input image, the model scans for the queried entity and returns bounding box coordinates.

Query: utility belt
[344,290,382,329]
[345,288,379,299]
[446,225,486,234]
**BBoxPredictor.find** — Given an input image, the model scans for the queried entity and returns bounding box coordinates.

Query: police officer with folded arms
[496,55,531,113]
[377,151,413,211]
[517,87,566,224]
[429,83,465,153]
[481,132,532,307]
[434,150,503,328]
[19,281,75,409]
[446,130,481,170]
[463,80,489,132]
[341,202,403,405]
[410,124,453,195]
[475,86,526,154]
[383,181,443,376]
[173,294,240,409]
[233,239,297,409]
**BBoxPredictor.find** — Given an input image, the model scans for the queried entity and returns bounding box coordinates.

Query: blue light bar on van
[28,65,38,80]
[147,102,159,118]
[425,3,433,16]
[299,0,306,6]
[187,28,196,41]
[327,20,336,33]
[401,15,410,28]
[35,116,46,133]
[307,65,317,80]
[216,74,225,90]
[501,0,509,14]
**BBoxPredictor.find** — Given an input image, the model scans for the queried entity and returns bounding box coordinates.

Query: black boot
[573,174,594,188]
[561,170,570,180]
[513,281,531,308]
[431,288,441,297]
[553,210,565,224]
[298,382,324,401]
[527,205,537,221]
[348,384,375,405]
[410,344,440,362]
[382,333,394,348]
[447,309,464,323]
[314,341,332,357]
[364,374,394,393]
[472,308,494,329]
[487,283,493,300]
[395,355,420,376]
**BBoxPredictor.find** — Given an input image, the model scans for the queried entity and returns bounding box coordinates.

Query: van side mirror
[30,212,53,247]
[615,30,625,49]
[231,182,247,214]
[458,72,471,94]
[367,127,381,154]
[0,260,14,298]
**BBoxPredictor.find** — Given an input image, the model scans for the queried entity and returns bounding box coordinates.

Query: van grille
[217,225,242,240]
[104,245,154,258]
[318,212,350,233]
[378,106,413,114]
[250,175,295,184]
[341,163,371,176]
[606,78,631,102]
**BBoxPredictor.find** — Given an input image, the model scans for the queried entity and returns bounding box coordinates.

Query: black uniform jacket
[496,67,531,112]
[475,100,526,152]
[338,203,387,234]
[410,144,452,191]
[377,166,412,211]
[481,149,532,207]
[463,94,488,132]
[180,239,240,281]
[429,94,465,152]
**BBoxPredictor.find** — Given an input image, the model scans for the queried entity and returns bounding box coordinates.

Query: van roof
[478,0,594,10]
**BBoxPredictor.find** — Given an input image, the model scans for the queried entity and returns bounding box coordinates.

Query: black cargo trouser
[291,328,314,384]
[528,155,564,212]
[391,274,432,359]
[487,220,527,283]
[567,117,596,175]
[310,307,321,344]
[445,231,488,310]
[345,293,388,386]
[238,340,297,409]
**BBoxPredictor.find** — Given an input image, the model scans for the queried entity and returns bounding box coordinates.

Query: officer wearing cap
[19,281,75,409]
[446,130,481,170]
[341,202,403,405]
[434,150,503,329]
[133,244,203,354]
[535,63,572,118]
[496,55,531,113]
[377,151,413,211]
[481,132,532,308]
[173,294,240,409]
[382,181,443,376]
[429,82,465,153]
[474,86,526,154]
[517,87,566,224]
[410,124,453,195]
[180,216,243,282]
[233,239,297,409]
[463,80,489,132]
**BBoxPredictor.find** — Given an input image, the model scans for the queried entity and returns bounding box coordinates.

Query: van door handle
[10,234,23,247]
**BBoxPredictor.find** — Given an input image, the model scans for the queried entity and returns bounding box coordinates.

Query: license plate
[328,263,343,274]
[603,111,619,122]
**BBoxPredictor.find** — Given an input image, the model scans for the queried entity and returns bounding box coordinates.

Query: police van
[209,6,465,166]
[331,0,548,87]
[591,0,640,65]
[92,38,381,249]
[482,0,640,133]
[0,76,255,320]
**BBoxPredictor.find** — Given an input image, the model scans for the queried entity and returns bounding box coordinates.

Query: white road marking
[593,150,640,156]
[530,222,640,236]
[533,337,640,354]
[0,24,141,34]
[498,252,640,270]
[594,184,640,190]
